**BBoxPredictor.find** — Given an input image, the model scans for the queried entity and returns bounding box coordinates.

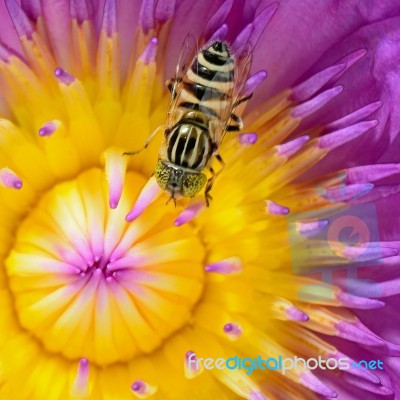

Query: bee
[124,36,252,206]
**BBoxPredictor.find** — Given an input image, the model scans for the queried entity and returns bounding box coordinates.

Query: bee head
[154,160,207,198]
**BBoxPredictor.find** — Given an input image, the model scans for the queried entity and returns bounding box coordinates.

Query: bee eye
[182,173,207,197]
[154,161,170,190]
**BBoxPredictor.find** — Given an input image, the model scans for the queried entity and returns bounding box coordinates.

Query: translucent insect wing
[165,34,199,129]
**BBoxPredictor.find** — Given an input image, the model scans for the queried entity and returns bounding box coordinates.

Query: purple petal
[203,0,234,40]
[5,0,34,38]
[251,0,400,102]
[70,0,94,24]
[155,0,176,24]
[21,0,41,20]
[101,0,117,36]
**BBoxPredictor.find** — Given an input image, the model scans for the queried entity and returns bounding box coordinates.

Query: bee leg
[204,154,225,206]
[166,194,177,207]
[165,78,181,99]
[123,126,162,156]
[233,93,253,107]
[227,113,243,132]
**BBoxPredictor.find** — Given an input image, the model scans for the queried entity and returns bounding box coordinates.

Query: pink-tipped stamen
[55,67,75,85]
[70,358,90,398]
[239,132,258,145]
[174,200,205,226]
[319,120,379,150]
[140,37,158,65]
[277,135,310,158]
[285,306,309,322]
[266,200,290,216]
[126,177,162,222]
[291,86,343,118]
[223,322,243,339]
[0,168,23,189]
[205,257,243,275]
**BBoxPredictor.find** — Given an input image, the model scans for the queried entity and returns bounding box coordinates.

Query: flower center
[5,168,205,366]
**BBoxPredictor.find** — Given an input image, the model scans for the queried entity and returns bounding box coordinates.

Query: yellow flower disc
[5,169,205,366]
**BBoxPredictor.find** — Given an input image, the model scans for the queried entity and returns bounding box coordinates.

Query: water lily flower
[0,0,400,399]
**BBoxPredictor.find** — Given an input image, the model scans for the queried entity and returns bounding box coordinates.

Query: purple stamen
[300,373,337,398]
[71,358,90,397]
[126,177,162,222]
[131,380,144,393]
[21,0,41,20]
[239,132,258,145]
[277,135,310,158]
[328,351,380,384]
[209,24,229,41]
[291,86,343,118]
[223,322,242,338]
[205,257,243,275]
[341,243,398,262]
[70,0,94,24]
[323,183,374,202]
[266,200,290,216]
[296,219,328,237]
[232,23,253,54]
[38,120,59,137]
[343,374,393,396]
[325,101,382,130]
[101,0,117,36]
[184,350,203,378]
[174,201,205,226]
[319,120,378,150]
[345,164,400,184]
[248,2,279,49]
[334,49,368,78]
[335,321,385,348]
[0,43,14,63]
[204,0,234,39]
[242,70,267,98]
[139,0,155,35]
[336,292,385,310]
[5,0,34,38]
[0,168,23,189]
[54,67,75,85]
[291,64,345,102]
[155,0,176,23]
[249,391,267,400]
[285,306,309,322]
[140,37,158,65]
[350,184,400,204]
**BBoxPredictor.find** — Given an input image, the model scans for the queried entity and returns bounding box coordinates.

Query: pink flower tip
[266,200,290,216]
[239,132,258,145]
[54,67,75,85]
[140,37,158,65]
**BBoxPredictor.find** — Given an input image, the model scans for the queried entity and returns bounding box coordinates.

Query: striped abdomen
[166,122,212,170]
[178,41,235,119]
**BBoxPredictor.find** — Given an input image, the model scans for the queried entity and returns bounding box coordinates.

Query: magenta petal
[101,0,117,36]
[139,0,155,35]
[5,0,34,38]
[251,0,400,102]
[70,0,94,24]
[302,18,400,173]
[155,0,176,24]
[203,0,234,40]
[21,0,41,20]
[41,0,72,68]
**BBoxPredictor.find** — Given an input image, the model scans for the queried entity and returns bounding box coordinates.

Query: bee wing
[212,44,253,147]
[165,34,198,130]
